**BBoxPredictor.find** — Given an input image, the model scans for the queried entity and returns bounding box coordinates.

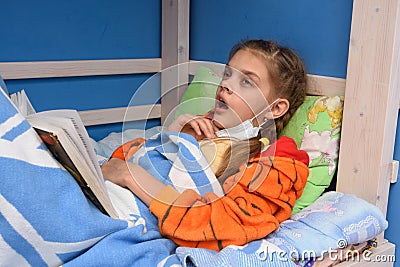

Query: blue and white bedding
[0,89,388,267]
[122,129,224,197]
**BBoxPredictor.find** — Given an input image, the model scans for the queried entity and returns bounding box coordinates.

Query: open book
[1,78,119,219]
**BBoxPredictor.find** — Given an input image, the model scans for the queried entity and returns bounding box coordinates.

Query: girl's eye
[242,77,254,87]
[223,68,232,79]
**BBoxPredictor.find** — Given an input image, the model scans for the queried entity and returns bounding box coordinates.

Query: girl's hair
[217,39,307,182]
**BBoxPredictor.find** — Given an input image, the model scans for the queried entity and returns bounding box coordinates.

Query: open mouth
[215,96,229,110]
[216,98,229,110]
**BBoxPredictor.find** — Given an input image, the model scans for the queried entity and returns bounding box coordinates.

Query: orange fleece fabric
[149,136,309,251]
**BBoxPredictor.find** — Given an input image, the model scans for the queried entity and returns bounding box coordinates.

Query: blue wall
[387,118,400,266]
[1,0,161,140]
[190,0,352,78]
[0,0,398,264]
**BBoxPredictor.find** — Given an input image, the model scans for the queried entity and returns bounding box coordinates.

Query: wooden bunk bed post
[329,1,399,263]
[337,0,400,217]
[161,0,190,123]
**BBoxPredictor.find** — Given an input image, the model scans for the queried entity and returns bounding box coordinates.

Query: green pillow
[174,66,220,118]
[279,95,344,214]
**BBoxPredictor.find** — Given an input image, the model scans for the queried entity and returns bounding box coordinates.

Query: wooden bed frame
[0,0,397,265]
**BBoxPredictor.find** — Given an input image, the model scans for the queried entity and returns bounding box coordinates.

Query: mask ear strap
[255,98,280,128]
[259,116,275,129]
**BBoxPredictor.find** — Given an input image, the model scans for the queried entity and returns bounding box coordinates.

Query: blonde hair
[217,39,307,182]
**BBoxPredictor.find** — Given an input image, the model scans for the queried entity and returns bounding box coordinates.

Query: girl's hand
[101,158,132,188]
[168,113,219,139]
[101,158,167,206]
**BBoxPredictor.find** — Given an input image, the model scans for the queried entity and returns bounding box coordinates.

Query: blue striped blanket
[0,89,388,267]
[125,130,224,197]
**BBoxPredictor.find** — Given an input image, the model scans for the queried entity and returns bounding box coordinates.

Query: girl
[102,39,310,251]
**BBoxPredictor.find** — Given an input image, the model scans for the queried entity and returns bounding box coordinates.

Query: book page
[28,110,102,179]
[27,112,119,219]
[0,76,9,96]
[8,89,36,117]
[20,90,36,116]
[29,115,99,181]
[34,127,111,216]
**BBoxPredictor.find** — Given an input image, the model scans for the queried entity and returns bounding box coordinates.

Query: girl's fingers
[212,123,220,132]
[168,114,195,131]
[188,119,203,136]
[190,118,216,138]
[169,113,217,138]
[101,158,130,187]
[202,119,217,138]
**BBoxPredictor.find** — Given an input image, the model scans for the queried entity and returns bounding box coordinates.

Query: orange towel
[149,136,309,251]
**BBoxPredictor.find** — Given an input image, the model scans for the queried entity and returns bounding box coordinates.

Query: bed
[0,0,398,266]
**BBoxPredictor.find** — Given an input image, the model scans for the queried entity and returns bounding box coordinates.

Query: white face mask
[215,98,280,140]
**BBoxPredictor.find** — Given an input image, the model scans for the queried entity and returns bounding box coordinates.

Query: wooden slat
[78,73,346,127]
[79,104,161,126]
[189,60,346,96]
[0,58,161,79]
[161,0,190,123]
[336,0,400,217]
[306,74,345,96]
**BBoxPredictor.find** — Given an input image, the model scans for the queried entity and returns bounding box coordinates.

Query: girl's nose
[218,84,233,95]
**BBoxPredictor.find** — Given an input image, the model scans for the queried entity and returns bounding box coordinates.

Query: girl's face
[213,49,274,129]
